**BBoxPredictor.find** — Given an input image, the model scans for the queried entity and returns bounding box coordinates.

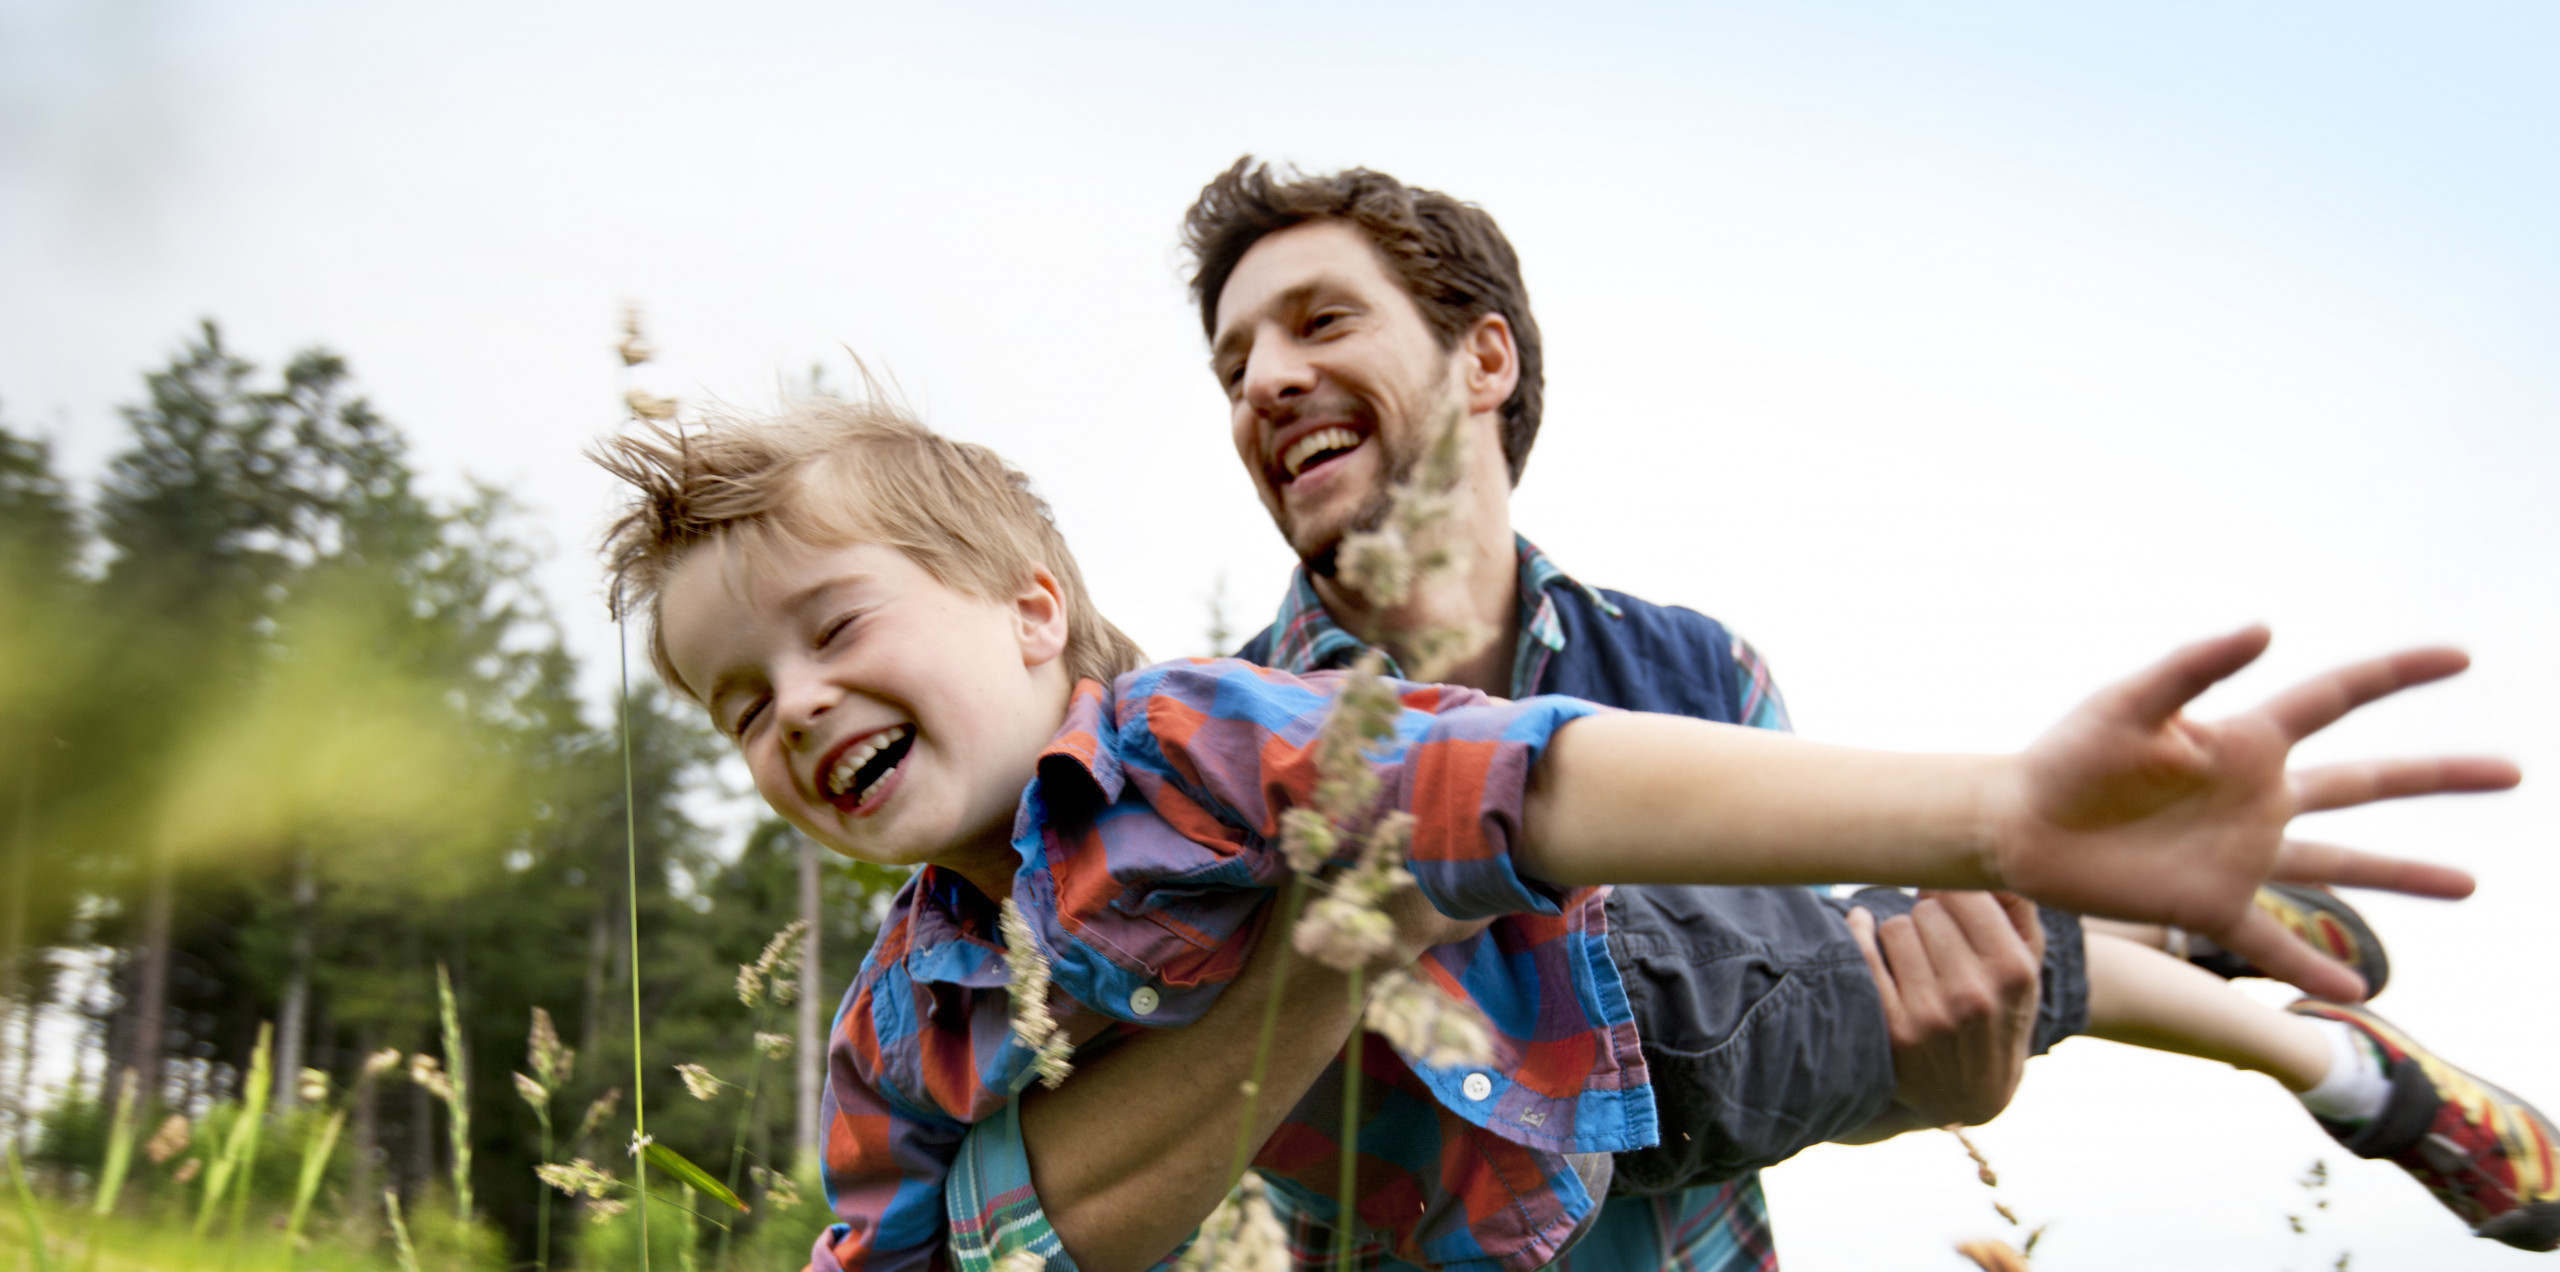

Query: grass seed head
[575,1087,621,1143]
[1363,970,1496,1068]
[145,1114,191,1164]
[408,1054,456,1103]
[675,1063,722,1100]
[529,1006,573,1087]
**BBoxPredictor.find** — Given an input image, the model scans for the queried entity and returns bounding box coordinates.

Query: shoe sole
[2476,1199,2560,1251]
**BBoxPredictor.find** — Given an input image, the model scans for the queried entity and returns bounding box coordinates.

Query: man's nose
[1241,334,1316,413]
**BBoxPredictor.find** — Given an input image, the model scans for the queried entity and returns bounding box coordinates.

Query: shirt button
[1128,986,1160,1017]
[1461,1073,1493,1102]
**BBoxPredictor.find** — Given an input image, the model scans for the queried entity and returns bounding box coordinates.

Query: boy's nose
[775,669,842,742]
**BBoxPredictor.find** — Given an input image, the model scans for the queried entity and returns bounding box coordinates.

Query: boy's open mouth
[823,724,914,810]
[1276,425,1365,485]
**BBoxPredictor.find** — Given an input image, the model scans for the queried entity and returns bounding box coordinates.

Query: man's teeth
[825,725,911,799]
[1281,427,1362,478]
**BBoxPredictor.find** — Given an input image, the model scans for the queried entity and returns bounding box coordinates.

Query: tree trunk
[579,898,611,1064]
[126,850,175,1108]
[795,832,823,1172]
[272,850,316,1110]
[407,1069,434,1205]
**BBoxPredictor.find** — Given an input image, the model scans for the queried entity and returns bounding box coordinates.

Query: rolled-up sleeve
[1105,660,1605,925]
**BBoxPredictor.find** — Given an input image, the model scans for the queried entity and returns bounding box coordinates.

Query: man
[946,160,2385,1272]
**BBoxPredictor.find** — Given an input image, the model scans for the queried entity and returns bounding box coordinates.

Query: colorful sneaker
[2187,884,2391,997]
[2289,1000,2560,1251]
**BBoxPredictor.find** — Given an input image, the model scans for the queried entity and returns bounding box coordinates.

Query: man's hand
[1023,885,1486,1272]
[1997,627,2514,1000]
[1846,891,2043,1130]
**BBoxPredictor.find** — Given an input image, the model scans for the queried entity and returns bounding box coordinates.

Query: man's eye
[732,699,767,738]
[817,612,858,648]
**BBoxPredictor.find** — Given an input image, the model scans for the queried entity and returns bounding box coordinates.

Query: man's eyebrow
[1211,281,1324,363]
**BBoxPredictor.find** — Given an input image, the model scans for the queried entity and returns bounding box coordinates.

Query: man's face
[659,534,1066,882]
[1211,220,1463,565]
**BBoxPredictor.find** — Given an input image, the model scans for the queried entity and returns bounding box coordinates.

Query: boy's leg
[2083,932,2330,1088]
[2082,934,2560,1251]
[1602,884,2087,1193]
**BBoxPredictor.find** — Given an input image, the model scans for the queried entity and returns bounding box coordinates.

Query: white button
[1128,986,1160,1016]
[1461,1073,1493,1102]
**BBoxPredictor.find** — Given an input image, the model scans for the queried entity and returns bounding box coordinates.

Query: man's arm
[1518,630,2507,1001]
[1019,890,1481,1272]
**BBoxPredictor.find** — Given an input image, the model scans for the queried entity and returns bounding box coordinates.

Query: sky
[4,2,2556,1266]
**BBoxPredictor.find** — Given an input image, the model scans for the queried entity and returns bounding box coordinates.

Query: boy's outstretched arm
[1517,627,2518,1002]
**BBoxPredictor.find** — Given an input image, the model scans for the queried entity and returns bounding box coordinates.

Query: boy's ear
[1014,567,1071,670]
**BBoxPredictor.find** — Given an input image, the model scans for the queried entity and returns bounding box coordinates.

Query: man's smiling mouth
[1279,426,1364,482]
[824,724,914,807]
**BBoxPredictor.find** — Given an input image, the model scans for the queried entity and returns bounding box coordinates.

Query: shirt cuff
[1401,695,1606,920]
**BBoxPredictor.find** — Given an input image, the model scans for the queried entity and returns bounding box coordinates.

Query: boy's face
[658,534,1071,887]
[1210,219,1473,564]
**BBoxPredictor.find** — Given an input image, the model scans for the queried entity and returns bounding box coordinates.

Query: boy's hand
[1996,627,2515,1001]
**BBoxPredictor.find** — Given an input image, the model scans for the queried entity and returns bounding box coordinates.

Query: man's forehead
[1212,220,1406,347]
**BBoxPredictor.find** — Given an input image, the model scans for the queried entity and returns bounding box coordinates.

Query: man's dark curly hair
[1181,157,1544,486]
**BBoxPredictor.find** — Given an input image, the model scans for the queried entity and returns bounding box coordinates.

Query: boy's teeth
[1282,427,1361,478]
[826,725,909,798]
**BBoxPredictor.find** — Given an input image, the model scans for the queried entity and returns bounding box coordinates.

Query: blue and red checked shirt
[1235,537,1788,1272]
[813,657,1655,1272]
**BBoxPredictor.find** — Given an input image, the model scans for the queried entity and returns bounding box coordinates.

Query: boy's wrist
[1972,754,2029,895]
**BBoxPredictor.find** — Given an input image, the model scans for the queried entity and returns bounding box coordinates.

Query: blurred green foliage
[1,321,907,1268]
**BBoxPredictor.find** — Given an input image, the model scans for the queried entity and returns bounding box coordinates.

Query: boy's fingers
[2212,906,2370,1001]
[2115,626,2272,727]
[2291,756,2521,812]
[2255,647,2471,743]
[2268,838,2476,900]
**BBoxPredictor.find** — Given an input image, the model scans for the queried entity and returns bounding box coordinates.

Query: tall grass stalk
[8,1142,56,1272]
[195,1022,273,1238]
[282,1106,346,1251]
[1223,876,1310,1190]
[381,1189,422,1272]
[619,614,652,1272]
[90,1069,140,1217]
[1189,408,1493,1271]
[435,965,474,1230]
[517,1006,573,1272]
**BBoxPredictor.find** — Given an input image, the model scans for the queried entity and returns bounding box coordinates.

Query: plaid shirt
[814,658,1649,1272]
[1241,538,1785,1272]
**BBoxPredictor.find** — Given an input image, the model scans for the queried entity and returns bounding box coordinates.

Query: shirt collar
[902,678,1126,985]
[1259,534,1619,698]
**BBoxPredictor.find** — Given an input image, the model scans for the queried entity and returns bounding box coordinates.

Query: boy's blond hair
[595,397,1147,696]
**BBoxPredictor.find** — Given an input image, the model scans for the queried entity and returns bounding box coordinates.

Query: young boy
[595,399,2553,1271]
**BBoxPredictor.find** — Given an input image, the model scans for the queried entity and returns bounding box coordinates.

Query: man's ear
[1458,313,1520,416]
[1014,566,1072,670]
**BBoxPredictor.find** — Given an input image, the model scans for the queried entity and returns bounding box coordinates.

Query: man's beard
[1298,439,1418,580]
